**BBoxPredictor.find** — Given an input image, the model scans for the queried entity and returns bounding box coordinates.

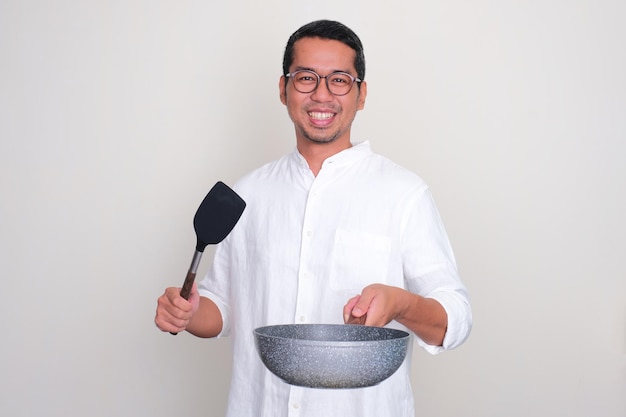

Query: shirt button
[292,402,300,409]
[299,316,306,323]
[306,230,313,237]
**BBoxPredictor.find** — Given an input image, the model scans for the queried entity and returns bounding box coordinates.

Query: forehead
[291,37,357,74]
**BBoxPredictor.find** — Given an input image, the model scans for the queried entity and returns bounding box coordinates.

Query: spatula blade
[193,181,246,251]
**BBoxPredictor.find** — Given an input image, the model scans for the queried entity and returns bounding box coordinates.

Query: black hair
[282,19,366,81]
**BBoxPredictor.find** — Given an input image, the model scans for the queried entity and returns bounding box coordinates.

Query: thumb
[351,290,376,318]
[188,282,201,314]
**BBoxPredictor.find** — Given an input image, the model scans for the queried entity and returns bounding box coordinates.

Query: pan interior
[254,324,409,343]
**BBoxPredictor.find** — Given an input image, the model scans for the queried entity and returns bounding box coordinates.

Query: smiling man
[155,19,472,417]
[280,36,366,166]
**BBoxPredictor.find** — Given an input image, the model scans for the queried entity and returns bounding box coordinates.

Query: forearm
[186,296,223,338]
[344,284,449,346]
[395,290,448,346]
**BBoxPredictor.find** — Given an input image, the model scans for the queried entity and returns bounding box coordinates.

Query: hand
[154,283,200,333]
[343,284,402,327]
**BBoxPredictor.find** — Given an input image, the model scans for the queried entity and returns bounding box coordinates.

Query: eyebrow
[293,66,355,75]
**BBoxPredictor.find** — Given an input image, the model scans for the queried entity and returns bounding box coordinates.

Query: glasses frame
[285,70,362,96]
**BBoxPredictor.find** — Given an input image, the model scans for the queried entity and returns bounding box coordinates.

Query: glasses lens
[327,73,354,95]
[292,70,319,93]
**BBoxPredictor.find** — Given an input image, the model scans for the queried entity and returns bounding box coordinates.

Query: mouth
[308,111,335,121]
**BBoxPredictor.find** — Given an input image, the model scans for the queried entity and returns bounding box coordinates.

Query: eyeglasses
[285,70,362,96]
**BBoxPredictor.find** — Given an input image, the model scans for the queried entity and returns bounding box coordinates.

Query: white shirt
[198,141,472,417]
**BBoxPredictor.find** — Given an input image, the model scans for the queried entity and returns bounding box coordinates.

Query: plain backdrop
[1,1,624,416]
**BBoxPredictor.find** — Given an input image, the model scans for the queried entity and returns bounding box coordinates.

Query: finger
[156,289,192,332]
[362,293,393,328]
[363,302,383,327]
[343,295,361,323]
[187,283,201,313]
[155,306,188,333]
[163,287,194,315]
[351,290,375,319]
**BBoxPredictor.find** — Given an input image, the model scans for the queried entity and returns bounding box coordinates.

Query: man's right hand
[154,283,200,334]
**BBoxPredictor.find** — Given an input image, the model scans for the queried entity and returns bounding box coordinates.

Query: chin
[303,131,340,144]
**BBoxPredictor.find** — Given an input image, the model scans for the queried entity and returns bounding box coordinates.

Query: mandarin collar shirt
[198,141,472,417]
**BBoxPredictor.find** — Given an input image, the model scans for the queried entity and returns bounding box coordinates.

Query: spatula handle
[170,251,203,335]
[179,269,196,300]
[169,270,196,336]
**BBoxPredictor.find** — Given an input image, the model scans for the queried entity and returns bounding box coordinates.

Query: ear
[357,80,367,111]
[279,75,287,105]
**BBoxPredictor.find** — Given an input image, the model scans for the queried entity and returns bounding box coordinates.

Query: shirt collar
[291,140,372,171]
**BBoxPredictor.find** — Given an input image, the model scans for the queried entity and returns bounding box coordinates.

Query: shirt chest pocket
[330,229,392,293]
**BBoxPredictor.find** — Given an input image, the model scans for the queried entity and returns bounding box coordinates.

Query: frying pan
[254,324,409,388]
[171,181,246,335]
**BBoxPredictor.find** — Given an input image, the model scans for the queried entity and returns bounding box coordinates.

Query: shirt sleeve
[197,238,232,338]
[401,185,472,354]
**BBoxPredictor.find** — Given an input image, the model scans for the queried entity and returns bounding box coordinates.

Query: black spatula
[171,181,246,335]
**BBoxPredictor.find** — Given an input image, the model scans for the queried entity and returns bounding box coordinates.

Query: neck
[297,138,352,177]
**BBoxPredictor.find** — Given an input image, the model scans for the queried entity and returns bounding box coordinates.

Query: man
[155,19,472,417]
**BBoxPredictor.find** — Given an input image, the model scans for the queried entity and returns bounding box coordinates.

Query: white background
[1,1,624,416]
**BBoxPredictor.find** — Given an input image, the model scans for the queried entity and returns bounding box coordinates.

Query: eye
[330,74,350,85]
[295,71,318,83]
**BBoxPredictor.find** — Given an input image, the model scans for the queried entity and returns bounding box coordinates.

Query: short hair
[282,19,366,81]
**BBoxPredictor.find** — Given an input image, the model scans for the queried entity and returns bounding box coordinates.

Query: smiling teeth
[309,112,334,120]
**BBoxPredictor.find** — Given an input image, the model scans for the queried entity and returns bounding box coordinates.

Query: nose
[310,76,333,101]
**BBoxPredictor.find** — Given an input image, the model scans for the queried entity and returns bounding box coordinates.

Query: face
[279,37,367,147]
